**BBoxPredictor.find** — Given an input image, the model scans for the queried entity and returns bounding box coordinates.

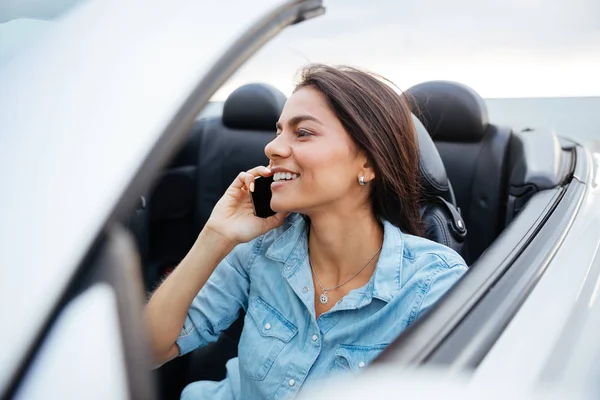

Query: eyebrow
[276,115,323,130]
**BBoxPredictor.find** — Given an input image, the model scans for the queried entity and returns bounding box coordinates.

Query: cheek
[297,145,355,189]
[269,145,356,212]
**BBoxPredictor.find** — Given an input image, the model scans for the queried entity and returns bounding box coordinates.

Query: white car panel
[474,147,600,385]
[14,284,128,399]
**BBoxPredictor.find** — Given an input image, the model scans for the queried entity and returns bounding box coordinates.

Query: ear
[359,152,376,183]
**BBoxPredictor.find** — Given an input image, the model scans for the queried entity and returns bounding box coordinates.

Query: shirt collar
[371,219,404,302]
[265,214,309,269]
[265,214,404,303]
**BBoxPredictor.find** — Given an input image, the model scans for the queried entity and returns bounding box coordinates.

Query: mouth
[272,171,299,182]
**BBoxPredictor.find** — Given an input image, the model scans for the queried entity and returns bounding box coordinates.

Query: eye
[296,128,312,138]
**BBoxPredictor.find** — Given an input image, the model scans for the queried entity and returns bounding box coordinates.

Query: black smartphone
[250,176,276,218]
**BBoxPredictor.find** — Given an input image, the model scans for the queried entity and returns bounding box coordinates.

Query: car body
[1,0,599,399]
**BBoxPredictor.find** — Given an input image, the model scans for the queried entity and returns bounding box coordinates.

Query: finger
[244,174,254,193]
[230,166,272,191]
[248,166,273,192]
[246,165,272,178]
[231,171,253,190]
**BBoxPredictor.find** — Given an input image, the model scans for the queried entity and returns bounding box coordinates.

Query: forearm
[144,228,236,365]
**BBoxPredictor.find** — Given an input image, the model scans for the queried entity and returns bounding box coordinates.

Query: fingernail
[249,182,254,192]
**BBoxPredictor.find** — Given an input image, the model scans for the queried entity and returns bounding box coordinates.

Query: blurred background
[210,0,600,142]
[2,0,599,141]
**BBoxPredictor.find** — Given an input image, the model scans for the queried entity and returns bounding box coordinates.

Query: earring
[358,176,365,186]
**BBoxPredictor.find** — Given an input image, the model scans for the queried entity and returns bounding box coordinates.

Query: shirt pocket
[239,296,298,381]
[333,343,389,374]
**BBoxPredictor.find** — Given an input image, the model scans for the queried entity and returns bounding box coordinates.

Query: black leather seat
[144,126,203,291]
[413,115,466,255]
[193,83,287,233]
[144,82,287,292]
[406,81,512,264]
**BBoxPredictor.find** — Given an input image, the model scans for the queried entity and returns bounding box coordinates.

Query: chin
[270,201,291,213]
[270,196,298,214]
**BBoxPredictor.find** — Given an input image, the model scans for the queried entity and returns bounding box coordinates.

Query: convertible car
[1,0,599,399]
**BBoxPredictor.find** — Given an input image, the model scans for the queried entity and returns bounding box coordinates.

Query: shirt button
[302,286,309,293]
[264,323,271,330]
[358,361,366,368]
[312,334,318,342]
[288,379,295,387]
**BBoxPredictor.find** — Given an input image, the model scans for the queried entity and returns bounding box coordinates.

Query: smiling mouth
[273,172,299,182]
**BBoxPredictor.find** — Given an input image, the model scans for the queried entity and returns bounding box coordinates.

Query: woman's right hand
[203,166,289,245]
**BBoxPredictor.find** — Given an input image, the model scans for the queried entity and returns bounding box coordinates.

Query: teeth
[273,172,299,182]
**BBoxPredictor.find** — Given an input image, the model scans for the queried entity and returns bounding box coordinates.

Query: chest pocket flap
[334,343,388,373]
[248,296,298,342]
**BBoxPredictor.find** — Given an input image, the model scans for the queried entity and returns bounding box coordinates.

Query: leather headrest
[412,114,450,199]
[223,83,287,131]
[407,81,489,142]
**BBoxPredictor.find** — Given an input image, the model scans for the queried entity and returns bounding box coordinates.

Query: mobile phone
[250,176,276,218]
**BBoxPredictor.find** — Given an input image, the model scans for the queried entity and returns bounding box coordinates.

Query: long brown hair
[294,64,424,237]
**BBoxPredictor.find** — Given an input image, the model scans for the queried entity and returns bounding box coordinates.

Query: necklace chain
[309,247,382,304]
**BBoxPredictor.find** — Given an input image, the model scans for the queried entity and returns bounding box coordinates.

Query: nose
[265,132,291,161]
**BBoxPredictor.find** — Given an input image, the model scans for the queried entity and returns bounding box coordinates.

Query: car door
[10,226,156,400]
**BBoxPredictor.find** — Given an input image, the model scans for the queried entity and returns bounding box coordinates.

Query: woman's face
[265,86,370,214]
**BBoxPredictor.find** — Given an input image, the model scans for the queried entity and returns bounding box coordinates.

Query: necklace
[309,247,382,305]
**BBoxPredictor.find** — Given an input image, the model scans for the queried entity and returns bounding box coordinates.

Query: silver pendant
[319,292,329,304]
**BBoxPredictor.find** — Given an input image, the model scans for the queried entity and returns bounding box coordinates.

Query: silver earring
[358,176,365,186]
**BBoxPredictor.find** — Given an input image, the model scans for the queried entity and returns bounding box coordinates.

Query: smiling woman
[144,64,467,399]
[271,65,424,236]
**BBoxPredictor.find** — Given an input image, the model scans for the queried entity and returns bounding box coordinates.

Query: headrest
[222,83,287,131]
[406,81,489,142]
[412,114,450,199]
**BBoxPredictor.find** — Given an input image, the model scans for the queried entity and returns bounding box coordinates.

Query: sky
[1,0,598,100]
[213,0,600,100]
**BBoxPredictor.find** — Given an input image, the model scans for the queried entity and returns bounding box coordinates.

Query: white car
[1,1,599,399]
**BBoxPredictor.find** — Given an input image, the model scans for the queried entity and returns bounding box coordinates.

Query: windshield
[0,0,87,65]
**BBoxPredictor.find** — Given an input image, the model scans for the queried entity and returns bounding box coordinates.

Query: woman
[145,64,467,399]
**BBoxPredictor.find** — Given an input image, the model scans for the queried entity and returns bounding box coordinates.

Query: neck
[306,209,384,286]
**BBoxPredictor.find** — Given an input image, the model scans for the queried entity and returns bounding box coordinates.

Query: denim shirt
[176,214,467,399]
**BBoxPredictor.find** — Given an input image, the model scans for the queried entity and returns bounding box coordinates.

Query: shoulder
[402,232,466,268]
[400,232,467,287]
[395,233,467,323]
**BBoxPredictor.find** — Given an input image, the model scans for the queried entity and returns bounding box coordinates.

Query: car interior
[124,79,577,399]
